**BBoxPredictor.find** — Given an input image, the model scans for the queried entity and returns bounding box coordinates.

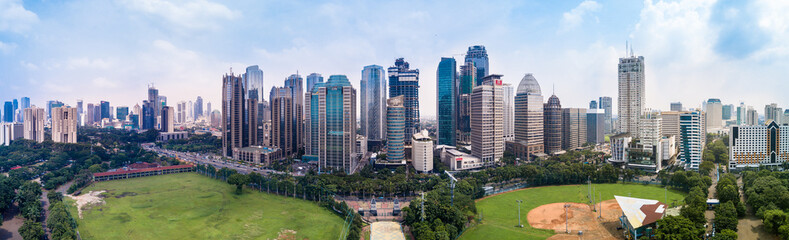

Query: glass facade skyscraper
[436,57,456,146]
[388,58,420,144]
[465,45,489,85]
[361,65,387,141]
[306,73,323,93]
[386,96,406,163]
[305,75,357,174]
[457,61,476,145]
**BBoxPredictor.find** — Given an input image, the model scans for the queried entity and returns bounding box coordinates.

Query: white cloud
[0,40,16,54]
[560,0,601,32]
[92,77,119,88]
[19,60,37,70]
[0,0,38,33]
[119,0,238,30]
[65,57,113,70]
[750,0,789,59]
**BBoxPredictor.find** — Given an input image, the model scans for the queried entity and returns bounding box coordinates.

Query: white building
[679,111,705,170]
[617,54,645,137]
[729,122,789,170]
[1,123,23,146]
[705,99,722,132]
[639,111,662,150]
[660,136,677,161]
[411,129,433,173]
[609,133,632,163]
[51,106,78,143]
[471,75,504,166]
[23,106,45,143]
[503,83,515,141]
[441,148,483,171]
[356,135,367,157]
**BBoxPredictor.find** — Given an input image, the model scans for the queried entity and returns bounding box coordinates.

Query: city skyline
[2,0,789,118]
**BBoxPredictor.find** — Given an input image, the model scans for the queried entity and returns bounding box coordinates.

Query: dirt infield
[527,200,624,240]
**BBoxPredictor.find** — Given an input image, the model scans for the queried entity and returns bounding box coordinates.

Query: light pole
[564,203,571,234]
[516,200,524,228]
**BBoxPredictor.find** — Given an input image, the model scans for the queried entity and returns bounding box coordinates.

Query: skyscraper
[765,103,782,124]
[142,100,155,130]
[51,106,77,143]
[670,102,683,112]
[19,97,30,122]
[284,74,304,151]
[471,75,504,166]
[305,75,357,174]
[361,65,387,142]
[617,54,645,136]
[76,99,83,125]
[271,87,294,156]
[747,107,758,125]
[705,98,723,131]
[388,58,420,144]
[100,101,110,120]
[587,109,605,144]
[116,106,129,121]
[503,84,515,141]
[722,104,733,121]
[680,111,705,170]
[514,73,545,155]
[46,100,64,120]
[86,103,95,125]
[562,108,587,150]
[543,94,562,154]
[23,106,44,143]
[465,45,489,84]
[599,96,613,134]
[2,102,12,122]
[589,100,598,109]
[195,96,203,119]
[306,73,323,93]
[386,96,406,164]
[456,61,476,145]
[436,57,457,146]
[148,85,160,127]
[412,129,433,173]
[244,65,264,102]
[161,106,174,133]
[133,104,142,128]
[222,72,257,157]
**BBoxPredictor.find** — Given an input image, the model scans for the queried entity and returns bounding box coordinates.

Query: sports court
[371,221,406,240]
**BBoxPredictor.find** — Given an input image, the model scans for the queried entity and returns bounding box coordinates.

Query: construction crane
[445,170,458,207]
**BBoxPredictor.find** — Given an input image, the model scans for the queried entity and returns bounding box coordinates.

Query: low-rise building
[412,129,433,173]
[441,148,483,171]
[232,146,284,166]
[157,131,189,142]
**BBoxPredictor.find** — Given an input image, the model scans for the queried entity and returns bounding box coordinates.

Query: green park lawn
[459,183,687,240]
[66,173,343,240]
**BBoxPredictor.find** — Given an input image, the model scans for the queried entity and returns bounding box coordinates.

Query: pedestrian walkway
[371,222,405,240]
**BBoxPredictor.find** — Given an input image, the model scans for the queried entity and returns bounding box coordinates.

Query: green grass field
[459,183,687,240]
[67,173,343,240]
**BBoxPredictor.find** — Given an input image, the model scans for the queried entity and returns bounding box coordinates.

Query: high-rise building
[148,86,160,127]
[660,111,682,145]
[747,107,758,125]
[100,101,110,120]
[306,73,323,93]
[86,103,95,125]
[176,101,186,123]
[412,129,433,173]
[76,99,83,124]
[503,84,515,141]
[305,75,357,174]
[271,87,294,156]
[142,100,155,130]
[471,75,504,166]
[729,122,788,170]
[46,100,64,120]
[388,58,420,144]
[765,103,782,124]
[587,109,605,144]
[116,106,129,121]
[705,99,723,132]
[244,65,264,102]
[51,106,77,143]
[2,101,12,122]
[0,123,23,146]
[543,94,562,154]
[589,100,598,109]
[161,106,174,133]
[284,74,304,151]
[456,61,476,145]
[514,73,545,155]
[722,104,733,121]
[679,111,705,170]
[206,102,212,117]
[187,101,194,122]
[222,72,257,157]
[639,111,662,149]
[465,45,489,84]
[12,99,17,118]
[737,102,747,125]
[562,108,587,150]
[23,106,45,143]
[437,57,457,146]
[617,55,645,136]
[92,104,100,123]
[670,102,683,112]
[361,65,387,142]
[195,96,203,119]
[599,96,613,133]
[19,97,30,122]
[133,104,142,128]
[386,96,406,164]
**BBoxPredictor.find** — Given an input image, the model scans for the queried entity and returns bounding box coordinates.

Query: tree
[763,209,788,234]
[711,229,737,240]
[655,216,703,240]
[714,201,738,232]
[227,173,250,194]
[19,220,44,240]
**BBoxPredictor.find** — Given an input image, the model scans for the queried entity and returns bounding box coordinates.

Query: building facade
[388,58,420,144]
[543,94,563,154]
[599,96,613,134]
[0,123,23,146]
[386,96,406,164]
[437,57,457,146]
[412,129,433,173]
[679,111,706,170]
[617,55,645,136]
[503,84,515,141]
[51,106,77,143]
[705,98,723,132]
[456,61,476,146]
[587,109,605,144]
[562,108,587,150]
[222,72,257,157]
[465,45,489,83]
[284,74,304,151]
[306,73,323,93]
[670,102,683,112]
[161,106,174,133]
[361,65,387,141]
[271,87,294,156]
[470,75,504,166]
[729,122,789,170]
[23,107,45,143]
[305,75,357,174]
[514,73,545,155]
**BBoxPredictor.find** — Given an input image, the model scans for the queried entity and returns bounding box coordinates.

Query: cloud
[560,0,601,32]
[119,0,238,30]
[0,40,16,54]
[92,77,119,88]
[0,0,38,33]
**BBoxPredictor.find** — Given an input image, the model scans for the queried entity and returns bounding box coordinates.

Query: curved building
[543,94,562,154]
[386,96,406,163]
[514,73,544,155]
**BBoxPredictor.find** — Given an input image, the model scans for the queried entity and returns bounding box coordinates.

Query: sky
[2,0,789,118]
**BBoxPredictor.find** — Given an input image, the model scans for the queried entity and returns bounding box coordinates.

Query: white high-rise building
[411,129,433,173]
[51,106,78,143]
[470,75,504,166]
[639,111,662,150]
[729,121,789,170]
[765,103,782,124]
[705,99,722,132]
[617,54,645,137]
[679,111,705,170]
[1,123,23,146]
[23,106,45,143]
[747,107,758,125]
[502,83,515,141]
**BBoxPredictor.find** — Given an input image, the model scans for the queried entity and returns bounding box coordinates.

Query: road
[142,144,284,176]
[737,176,777,240]
[705,164,718,234]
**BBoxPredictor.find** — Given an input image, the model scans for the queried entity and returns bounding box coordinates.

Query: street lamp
[564,203,572,234]
[516,200,524,228]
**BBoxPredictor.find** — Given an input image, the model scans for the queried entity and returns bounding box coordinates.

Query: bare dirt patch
[67,190,107,219]
[276,229,298,240]
[528,200,624,240]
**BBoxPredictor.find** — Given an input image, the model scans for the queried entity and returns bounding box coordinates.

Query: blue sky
[1,0,789,117]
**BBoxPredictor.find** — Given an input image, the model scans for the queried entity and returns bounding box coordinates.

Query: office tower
[271,87,294,156]
[245,65,264,102]
[471,75,504,166]
[388,58,420,144]
[747,107,758,125]
[3,101,12,122]
[86,103,95,125]
[737,103,747,125]
[784,110,789,126]
[412,129,433,173]
[222,72,257,157]
[161,106,174,133]
[436,57,457,146]
[543,94,562,154]
[599,96,613,133]
[465,45,489,84]
[159,96,167,107]
[187,101,193,122]
[176,101,185,123]
[12,99,17,115]
[679,111,705,170]
[639,111,662,148]
[722,104,733,121]
[76,99,83,124]
[148,86,160,126]
[206,102,211,117]
[765,103,782,124]
[47,100,64,120]
[361,65,387,142]
[729,121,788,170]
[386,96,406,163]
[92,104,100,123]
[1,123,23,146]
[142,100,155,130]
[670,102,683,112]
[705,99,723,131]
[19,97,30,122]
[617,54,645,136]
[305,75,357,174]
[587,109,605,144]
[133,104,142,127]
[660,111,682,145]
[456,61,476,145]
[306,73,323,93]
[514,73,545,154]
[100,101,110,120]
[503,84,515,141]
[562,108,587,150]
[116,106,129,121]
[51,106,77,143]
[23,106,45,143]
[284,74,304,151]
[195,96,203,119]
[589,100,598,109]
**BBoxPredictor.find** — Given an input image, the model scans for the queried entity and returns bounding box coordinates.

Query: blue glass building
[361,65,387,141]
[437,57,457,146]
[305,75,357,173]
[388,58,420,144]
[3,101,13,122]
[386,96,406,163]
[465,45,489,85]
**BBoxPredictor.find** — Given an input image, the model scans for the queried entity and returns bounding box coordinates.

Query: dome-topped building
[517,73,542,96]
[514,73,545,157]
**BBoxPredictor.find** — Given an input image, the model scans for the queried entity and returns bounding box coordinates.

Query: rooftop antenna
[229,67,233,75]
[552,83,555,95]
[625,41,628,57]
[631,44,634,57]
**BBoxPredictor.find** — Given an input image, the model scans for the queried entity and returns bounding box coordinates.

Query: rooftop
[615,195,667,229]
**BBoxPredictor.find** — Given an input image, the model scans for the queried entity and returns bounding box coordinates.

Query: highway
[142,143,283,176]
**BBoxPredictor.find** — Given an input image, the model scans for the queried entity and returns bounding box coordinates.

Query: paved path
[0,202,23,240]
[737,176,777,240]
[370,222,405,240]
[705,164,718,233]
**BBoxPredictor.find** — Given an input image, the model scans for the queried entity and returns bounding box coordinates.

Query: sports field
[459,183,686,240]
[67,173,343,240]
